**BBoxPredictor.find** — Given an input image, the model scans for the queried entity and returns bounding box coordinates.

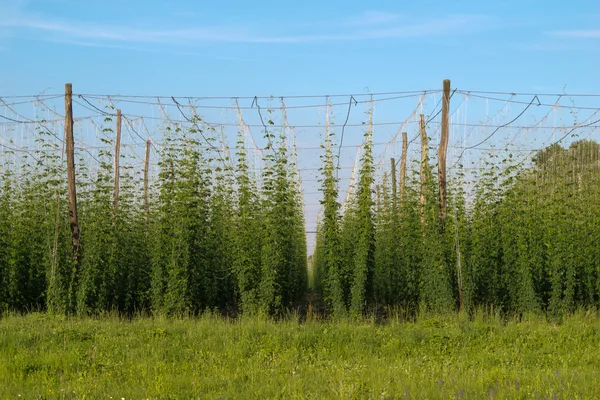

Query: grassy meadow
[1,312,600,399]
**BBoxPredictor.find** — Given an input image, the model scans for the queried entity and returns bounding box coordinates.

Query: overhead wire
[3,88,600,214]
[336,95,357,179]
[452,95,541,168]
[75,89,440,101]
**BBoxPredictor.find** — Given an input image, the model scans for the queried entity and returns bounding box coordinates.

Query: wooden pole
[376,184,381,212]
[419,114,428,227]
[439,79,451,220]
[399,132,408,202]
[390,158,397,212]
[65,83,80,264]
[113,109,122,210]
[144,140,151,221]
[382,172,388,207]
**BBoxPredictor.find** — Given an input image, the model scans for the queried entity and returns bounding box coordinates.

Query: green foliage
[418,149,454,314]
[349,111,376,318]
[258,118,307,315]
[313,111,600,318]
[316,104,377,319]
[0,126,72,313]
[151,123,228,315]
[232,126,263,315]
[208,169,236,312]
[0,171,10,311]
[1,98,599,321]
[314,122,345,317]
[77,130,118,314]
[0,108,308,317]
[460,140,600,317]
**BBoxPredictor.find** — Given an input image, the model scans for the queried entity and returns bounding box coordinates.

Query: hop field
[2,84,600,398]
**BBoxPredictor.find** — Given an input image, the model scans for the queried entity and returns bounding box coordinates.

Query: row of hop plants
[0,112,307,316]
[313,105,600,320]
[2,101,599,320]
[465,140,600,318]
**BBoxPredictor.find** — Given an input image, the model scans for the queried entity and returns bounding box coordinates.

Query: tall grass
[1,312,600,398]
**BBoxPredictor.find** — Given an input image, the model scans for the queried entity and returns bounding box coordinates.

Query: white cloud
[343,10,401,27]
[45,38,254,60]
[0,17,251,43]
[0,11,488,45]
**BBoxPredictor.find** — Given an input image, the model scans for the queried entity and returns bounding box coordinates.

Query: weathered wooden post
[399,132,408,202]
[65,83,80,264]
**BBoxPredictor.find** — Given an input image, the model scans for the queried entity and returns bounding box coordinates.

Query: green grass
[1,311,600,399]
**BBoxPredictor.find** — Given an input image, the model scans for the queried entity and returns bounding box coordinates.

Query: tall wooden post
[419,114,428,227]
[390,158,397,212]
[65,83,80,263]
[382,172,388,206]
[399,132,408,202]
[113,109,122,209]
[144,140,151,222]
[376,184,381,212]
[438,79,451,220]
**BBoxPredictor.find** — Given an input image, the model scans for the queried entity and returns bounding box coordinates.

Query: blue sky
[1,0,599,96]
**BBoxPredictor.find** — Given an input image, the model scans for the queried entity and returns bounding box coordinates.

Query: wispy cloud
[0,17,251,43]
[0,11,488,46]
[517,42,582,52]
[342,10,401,27]
[531,29,600,53]
[45,38,254,61]
[547,29,600,38]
